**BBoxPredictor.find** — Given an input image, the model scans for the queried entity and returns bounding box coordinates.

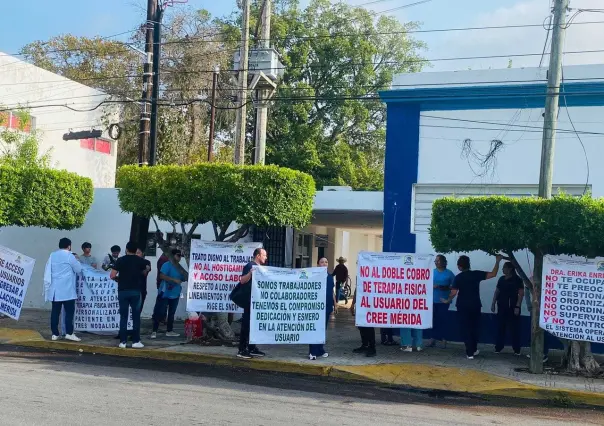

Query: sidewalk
[1,308,603,407]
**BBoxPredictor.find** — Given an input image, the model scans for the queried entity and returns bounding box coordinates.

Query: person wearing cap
[332,256,348,304]
[151,249,185,338]
[79,242,98,269]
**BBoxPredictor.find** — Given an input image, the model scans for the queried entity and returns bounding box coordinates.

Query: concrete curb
[2,328,602,408]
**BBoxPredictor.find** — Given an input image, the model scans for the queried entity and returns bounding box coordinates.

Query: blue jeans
[153,297,179,332]
[309,315,331,356]
[118,290,141,344]
[51,299,75,336]
[400,328,423,347]
[431,303,450,341]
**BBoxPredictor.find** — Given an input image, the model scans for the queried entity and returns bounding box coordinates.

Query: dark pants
[118,290,141,344]
[152,297,179,332]
[431,303,450,341]
[496,308,521,353]
[458,307,481,357]
[238,306,257,352]
[380,328,394,343]
[358,327,376,349]
[51,299,75,336]
[309,315,331,356]
[152,293,168,323]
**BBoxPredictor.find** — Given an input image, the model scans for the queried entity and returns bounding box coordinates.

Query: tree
[117,162,315,340]
[430,194,603,375]
[218,0,427,189]
[19,9,234,167]
[0,110,93,229]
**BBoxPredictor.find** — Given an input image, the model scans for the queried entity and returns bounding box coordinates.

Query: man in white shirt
[44,238,83,342]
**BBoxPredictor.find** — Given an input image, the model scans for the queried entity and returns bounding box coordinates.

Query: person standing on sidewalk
[308,257,337,360]
[102,245,121,271]
[332,257,348,304]
[429,254,455,348]
[237,248,268,359]
[351,287,376,357]
[441,254,502,360]
[491,262,524,355]
[151,249,185,339]
[154,252,170,325]
[110,242,149,349]
[44,238,83,342]
[79,242,98,269]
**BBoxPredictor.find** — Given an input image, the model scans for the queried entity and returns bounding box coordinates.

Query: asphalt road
[0,346,601,426]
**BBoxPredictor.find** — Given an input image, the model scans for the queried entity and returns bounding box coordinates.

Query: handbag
[229,282,250,309]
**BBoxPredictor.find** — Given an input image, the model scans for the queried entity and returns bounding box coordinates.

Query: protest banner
[187,240,262,313]
[0,245,35,320]
[355,251,433,329]
[74,266,132,333]
[540,256,604,344]
[250,266,327,345]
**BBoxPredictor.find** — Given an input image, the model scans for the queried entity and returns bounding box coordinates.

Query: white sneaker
[322,352,329,358]
[308,354,317,360]
[165,331,180,337]
[51,335,61,341]
[416,347,423,352]
[132,342,145,349]
[150,332,157,339]
[467,356,474,360]
[118,342,127,349]
[401,346,413,353]
[65,334,81,342]
[473,350,480,357]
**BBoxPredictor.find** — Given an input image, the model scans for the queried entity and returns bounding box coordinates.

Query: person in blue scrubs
[429,254,456,348]
[309,257,337,360]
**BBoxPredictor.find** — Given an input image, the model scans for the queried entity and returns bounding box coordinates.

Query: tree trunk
[529,252,545,374]
[563,340,601,375]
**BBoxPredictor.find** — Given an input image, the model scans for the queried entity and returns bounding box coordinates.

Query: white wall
[0,53,119,188]
[0,189,217,319]
[412,74,604,313]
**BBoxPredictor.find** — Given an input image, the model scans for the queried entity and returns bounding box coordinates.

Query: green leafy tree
[219,0,427,189]
[430,195,603,375]
[0,110,93,229]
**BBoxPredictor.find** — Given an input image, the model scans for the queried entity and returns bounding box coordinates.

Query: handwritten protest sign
[0,245,34,320]
[540,256,604,344]
[250,266,327,345]
[355,252,433,329]
[75,267,132,333]
[187,240,262,313]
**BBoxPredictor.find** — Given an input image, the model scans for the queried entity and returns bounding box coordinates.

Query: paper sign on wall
[355,251,433,329]
[0,245,35,320]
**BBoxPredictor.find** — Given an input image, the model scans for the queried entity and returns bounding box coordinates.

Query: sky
[1,0,604,72]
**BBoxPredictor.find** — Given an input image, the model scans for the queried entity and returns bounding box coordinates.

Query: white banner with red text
[0,245,35,320]
[187,240,262,313]
[355,252,433,329]
[540,256,604,344]
[250,266,327,345]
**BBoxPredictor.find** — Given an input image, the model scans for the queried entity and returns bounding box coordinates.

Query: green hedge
[116,163,316,229]
[0,166,94,230]
[430,194,604,257]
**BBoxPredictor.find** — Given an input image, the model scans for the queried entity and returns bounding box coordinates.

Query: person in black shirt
[442,254,502,359]
[136,248,152,313]
[237,248,268,359]
[110,242,150,349]
[491,262,524,355]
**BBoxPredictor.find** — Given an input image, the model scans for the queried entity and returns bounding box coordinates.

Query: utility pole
[149,7,163,166]
[530,0,569,374]
[129,0,157,251]
[254,0,271,165]
[234,0,250,165]
[208,65,219,162]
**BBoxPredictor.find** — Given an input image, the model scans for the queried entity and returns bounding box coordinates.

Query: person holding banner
[110,242,150,348]
[151,249,185,339]
[441,254,502,359]
[351,287,376,357]
[79,242,98,269]
[308,257,337,360]
[429,254,455,349]
[236,248,268,359]
[44,238,83,342]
